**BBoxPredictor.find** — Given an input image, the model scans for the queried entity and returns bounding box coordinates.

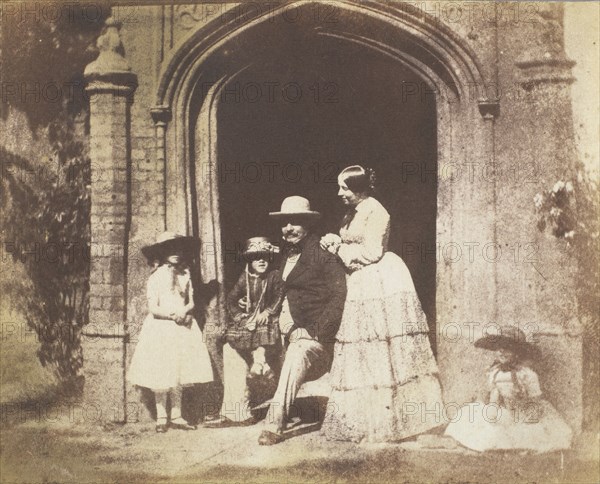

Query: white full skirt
[322,252,444,442]
[445,400,573,452]
[128,314,213,391]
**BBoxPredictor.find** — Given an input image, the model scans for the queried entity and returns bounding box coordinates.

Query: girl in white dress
[445,325,572,452]
[128,232,214,432]
[320,165,443,443]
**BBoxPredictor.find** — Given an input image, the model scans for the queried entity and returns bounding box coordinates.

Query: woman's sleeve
[517,367,543,398]
[337,204,390,267]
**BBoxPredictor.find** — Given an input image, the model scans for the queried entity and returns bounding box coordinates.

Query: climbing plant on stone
[0,6,108,384]
[534,163,600,429]
[0,118,91,383]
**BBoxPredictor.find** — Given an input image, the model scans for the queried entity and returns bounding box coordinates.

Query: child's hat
[243,237,279,259]
[141,232,200,261]
[475,325,540,359]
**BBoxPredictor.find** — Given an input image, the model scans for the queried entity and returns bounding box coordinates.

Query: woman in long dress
[320,165,444,443]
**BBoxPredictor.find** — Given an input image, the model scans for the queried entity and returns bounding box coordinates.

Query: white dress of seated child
[445,362,573,453]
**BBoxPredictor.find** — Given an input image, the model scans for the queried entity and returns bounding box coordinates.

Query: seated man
[258,196,347,445]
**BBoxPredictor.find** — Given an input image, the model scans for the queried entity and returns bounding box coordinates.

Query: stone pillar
[82,17,137,423]
[499,3,582,431]
[150,105,170,230]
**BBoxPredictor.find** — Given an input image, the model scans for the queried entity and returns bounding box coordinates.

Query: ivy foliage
[1,5,108,383]
[1,3,108,130]
[534,162,600,429]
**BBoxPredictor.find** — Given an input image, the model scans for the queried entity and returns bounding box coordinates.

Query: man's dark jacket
[278,233,347,350]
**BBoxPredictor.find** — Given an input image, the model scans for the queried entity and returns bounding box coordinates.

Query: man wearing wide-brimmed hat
[258,196,347,445]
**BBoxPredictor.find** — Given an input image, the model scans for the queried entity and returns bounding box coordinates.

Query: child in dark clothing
[225,237,283,376]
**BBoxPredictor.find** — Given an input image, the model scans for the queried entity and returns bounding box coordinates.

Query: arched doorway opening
[214,34,438,331]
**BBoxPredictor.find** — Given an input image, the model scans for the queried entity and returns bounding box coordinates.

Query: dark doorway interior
[214,34,438,333]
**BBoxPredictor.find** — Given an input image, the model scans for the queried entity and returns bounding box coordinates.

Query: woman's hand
[326,244,340,255]
[180,314,193,327]
[245,311,268,331]
[320,233,341,254]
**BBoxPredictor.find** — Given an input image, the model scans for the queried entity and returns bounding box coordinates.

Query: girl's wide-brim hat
[141,232,200,261]
[475,325,540,359]
[269,196,321,220]
[243,237,280,259]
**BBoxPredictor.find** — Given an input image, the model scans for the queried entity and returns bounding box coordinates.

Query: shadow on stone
[182,381,223,426]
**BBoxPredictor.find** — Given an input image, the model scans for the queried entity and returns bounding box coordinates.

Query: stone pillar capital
[516,54,576,89]
[84,16,138,94]
[150,106,172,127]
[513,4,575,89]
[478,100,500,120]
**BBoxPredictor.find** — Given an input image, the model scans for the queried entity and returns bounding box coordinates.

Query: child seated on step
[444,325,572,453]
[225,237,283,377]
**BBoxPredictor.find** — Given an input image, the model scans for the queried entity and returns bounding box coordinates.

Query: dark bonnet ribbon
[492,360,519,373]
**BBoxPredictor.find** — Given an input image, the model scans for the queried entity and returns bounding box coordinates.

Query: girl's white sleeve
[517,367,543,398]
[146,270,161,304]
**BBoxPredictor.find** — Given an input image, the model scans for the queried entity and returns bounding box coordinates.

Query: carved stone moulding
[477,99,500,120]
[150,105,172,126]
[516,54,576,90]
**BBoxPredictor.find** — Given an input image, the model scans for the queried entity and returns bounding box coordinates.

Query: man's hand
[288,327,312,343]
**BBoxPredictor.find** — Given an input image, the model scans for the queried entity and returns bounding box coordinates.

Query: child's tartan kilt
[225,318,280,352]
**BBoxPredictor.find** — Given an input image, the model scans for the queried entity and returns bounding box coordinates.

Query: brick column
[82,17,137,423]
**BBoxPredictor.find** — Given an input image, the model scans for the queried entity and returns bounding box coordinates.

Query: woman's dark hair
[339,165,376,194]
